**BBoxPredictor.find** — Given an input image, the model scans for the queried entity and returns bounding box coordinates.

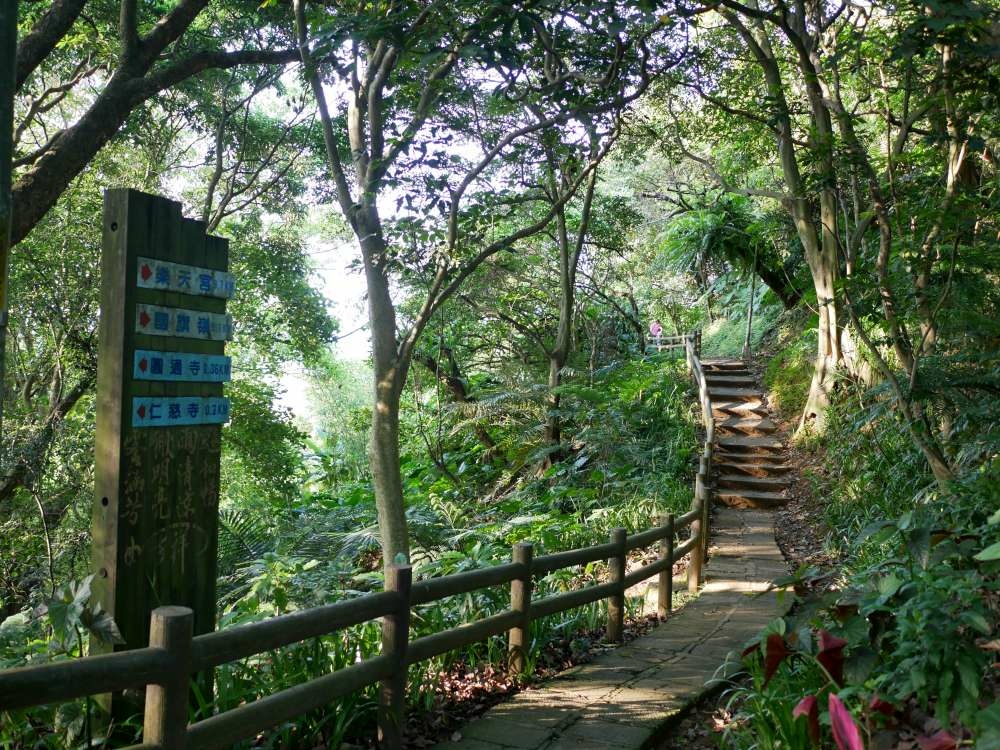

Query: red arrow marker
[139,358,148,372]
[139,311,151,328]
[137,405,146,419]
[140,263,152,281]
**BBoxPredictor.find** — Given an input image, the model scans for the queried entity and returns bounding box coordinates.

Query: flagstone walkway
[433,506,789,750]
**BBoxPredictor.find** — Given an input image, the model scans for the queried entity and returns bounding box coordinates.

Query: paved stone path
[433,507,789,750]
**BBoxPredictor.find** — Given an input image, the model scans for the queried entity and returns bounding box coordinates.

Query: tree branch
[15,0,88,91]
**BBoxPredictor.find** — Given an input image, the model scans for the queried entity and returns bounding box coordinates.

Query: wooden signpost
[92,190,233,680]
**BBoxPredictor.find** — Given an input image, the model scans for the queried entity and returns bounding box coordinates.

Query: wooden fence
[646,331,700,355]
[0,333,714,749]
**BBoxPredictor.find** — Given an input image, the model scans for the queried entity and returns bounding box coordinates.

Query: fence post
[142,606,193,749]
[657,513,674,619]
[698,456,711,559]
[688,497,704,593]
[379,564,412,750]
[508,543,533,677]
[607,528,627,642]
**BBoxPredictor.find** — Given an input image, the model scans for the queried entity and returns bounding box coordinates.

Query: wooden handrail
[410,561,526,605]
[190,591,400,670]
[0,646,172,710]
[0,331,716,750]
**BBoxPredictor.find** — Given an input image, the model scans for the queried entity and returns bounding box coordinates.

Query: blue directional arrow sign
[133,350,232,383]
[132,396,231,428]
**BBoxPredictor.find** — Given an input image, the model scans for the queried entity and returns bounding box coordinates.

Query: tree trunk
[0,0,15,440]
[752,256,800,309]
[544,166,596,452]
[544,354,564,449]
[797,192,845,430]
[544,258,572,451]
[358,208,410,566]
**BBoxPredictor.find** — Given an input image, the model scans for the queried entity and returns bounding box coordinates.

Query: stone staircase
[703,359,791,509]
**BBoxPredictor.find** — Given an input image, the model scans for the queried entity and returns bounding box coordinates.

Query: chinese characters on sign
[135,303,233,341]
[118,428,222,573]
[132,396,231,427]
[136,256,235,298]
[133,350,232,382]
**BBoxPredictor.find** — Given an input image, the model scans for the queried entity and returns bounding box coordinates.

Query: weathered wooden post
[688,499,704,593]
[142,606,193,749]
[657,513,674,619]
[508,542,533,677]
[92,190,233,714]
[379,564,412,750]
[607,528,627,642]
[698,457,711,559]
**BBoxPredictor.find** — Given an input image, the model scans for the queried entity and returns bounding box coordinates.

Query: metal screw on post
[508,543,533,677]
[142,606,193,750]
[607,528,627,642]
[657,513,675,619]
[379,565,412,750]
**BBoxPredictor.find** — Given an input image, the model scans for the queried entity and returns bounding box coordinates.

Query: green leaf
[957,655,982,697]
[975,541,1000,561]
[877,573,903,602]
[905,527,931,568]
[80,605,125,646]
[844,647,878,685]
[962,611,991,635]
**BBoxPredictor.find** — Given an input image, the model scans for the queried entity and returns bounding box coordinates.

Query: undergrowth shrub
[701,285,783,359]
[722,372,1000,748]
[762,327,814,423]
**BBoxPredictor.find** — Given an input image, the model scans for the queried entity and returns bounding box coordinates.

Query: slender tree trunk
[357,207,410,565]
[544,167,596,451]
[0,0,15,441]
[797,194,845,429]
[545,226,573,450]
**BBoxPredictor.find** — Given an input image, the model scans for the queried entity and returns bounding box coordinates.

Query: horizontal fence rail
[0,331,715,750]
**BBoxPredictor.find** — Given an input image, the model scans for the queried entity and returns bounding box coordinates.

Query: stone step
[708,387,763,401]
[717,436,785,454]
[717,474,791,492]
[705,375,757,388]
[712,401,767,420]
[716,488,789,509]
[716,416,778,436]
[702,359,746,371]
[716,461,794,478]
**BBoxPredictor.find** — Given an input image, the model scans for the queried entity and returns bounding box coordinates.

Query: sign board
[135,303,233,340]
[132,396,231,427]
[92,191,231,696]
[136,256,235,298]
[133,350,231,382]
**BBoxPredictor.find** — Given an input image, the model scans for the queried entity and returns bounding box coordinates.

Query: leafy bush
[721,471,1000,747]
[762,326,814,423]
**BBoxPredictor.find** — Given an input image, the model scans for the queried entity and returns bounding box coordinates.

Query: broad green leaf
[975,541,1000,561]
